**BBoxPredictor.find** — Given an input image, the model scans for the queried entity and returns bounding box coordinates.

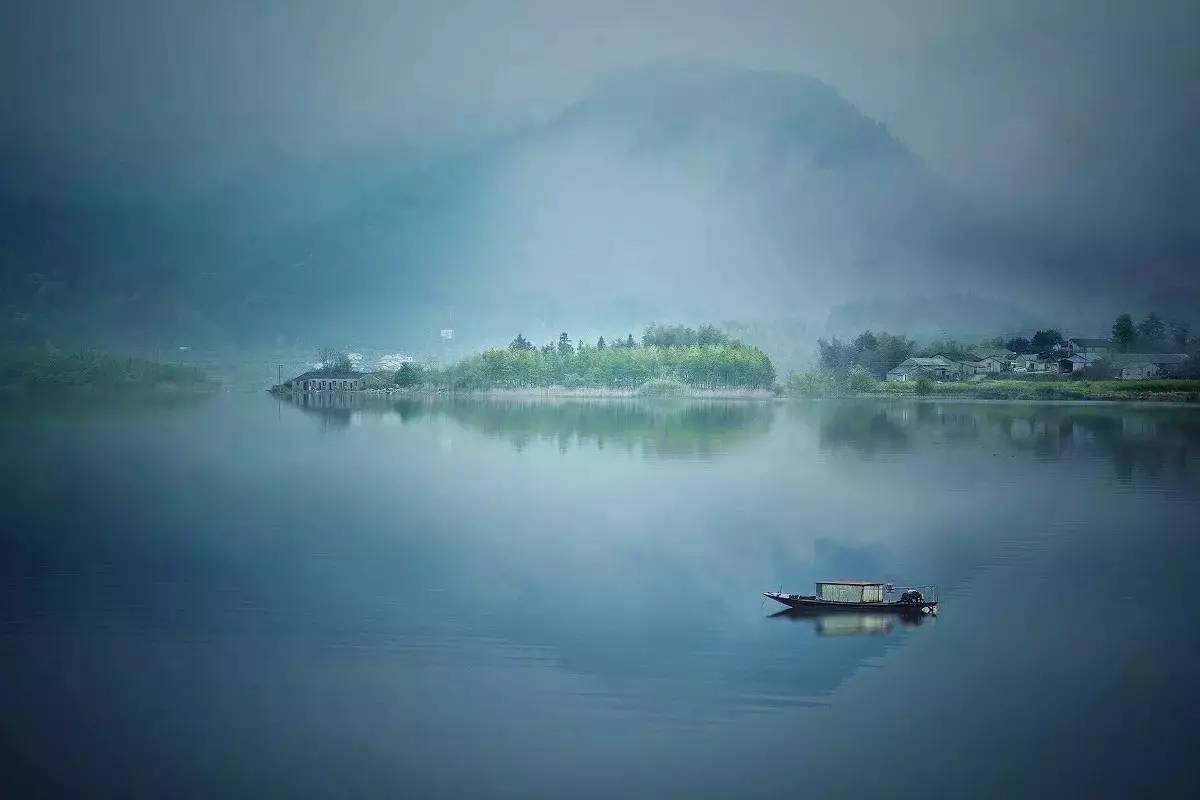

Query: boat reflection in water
[768,605,934,636]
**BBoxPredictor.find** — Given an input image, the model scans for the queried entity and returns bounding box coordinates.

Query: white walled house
[1117,360,1157,380]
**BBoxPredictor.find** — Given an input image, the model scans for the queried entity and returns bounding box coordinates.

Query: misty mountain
[270,59,989,346]
[825,294,1050,340]
[0,60,1090,350]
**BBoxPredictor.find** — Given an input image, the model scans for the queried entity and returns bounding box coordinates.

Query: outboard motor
[900,589,924,604]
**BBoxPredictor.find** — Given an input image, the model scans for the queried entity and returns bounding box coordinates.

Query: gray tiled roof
[290,369,366,381]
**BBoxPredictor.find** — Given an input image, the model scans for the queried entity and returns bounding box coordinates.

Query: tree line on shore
[0,346,214,388]
[816,312,1196,376]
[389,325,776,391]
[791,311,1199,396]
[314,312,1198,396]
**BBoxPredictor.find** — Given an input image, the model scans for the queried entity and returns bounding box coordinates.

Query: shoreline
[858,386,1200,404]
[272,385,1200,405]
[274,385,776,401]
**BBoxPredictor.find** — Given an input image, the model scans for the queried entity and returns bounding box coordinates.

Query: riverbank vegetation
[784,309,1199,401]
[876,377,1200,402]
[786,370,1200,402]
[0,347,215,389]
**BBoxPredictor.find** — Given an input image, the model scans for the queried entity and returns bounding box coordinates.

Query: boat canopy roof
[817,580,885,587]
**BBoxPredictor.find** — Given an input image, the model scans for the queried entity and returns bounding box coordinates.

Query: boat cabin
[764,581,937,612]
[816,581,887,604]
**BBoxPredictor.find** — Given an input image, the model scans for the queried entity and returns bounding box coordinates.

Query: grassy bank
[872,378,1200,402]
[0,347,217,390]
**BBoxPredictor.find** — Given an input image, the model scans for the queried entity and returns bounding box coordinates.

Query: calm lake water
[3,394,1199,797]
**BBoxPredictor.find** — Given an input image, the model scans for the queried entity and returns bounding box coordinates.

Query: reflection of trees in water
[280,394,772,457]
[279,391,372,429]
[393,397,773,459]
[801,401,913,457]
[803,400,1199,481]
[4,389,216,421]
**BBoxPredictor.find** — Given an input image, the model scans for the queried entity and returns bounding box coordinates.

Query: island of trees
[392,324,776,394]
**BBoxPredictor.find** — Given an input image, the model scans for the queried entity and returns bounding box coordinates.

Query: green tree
[917,338,972,361]
[394,362,424,387]
[853,330,879,352]
[1136,312,1165,343]
[625,334,636,348]
[317,347,353,372]
[846,364,875,392]
[1169,320,1189,350]
[696,324,730,346]
[1112,314,1136,351]
[1006,337,1031,353]
[596,336,606,349]
[1029,330,1063,354]
[874,332,915,372]
[509,333,533,351]
[557,332,573,356]
[816,337,854,377]
[437,335,775,391]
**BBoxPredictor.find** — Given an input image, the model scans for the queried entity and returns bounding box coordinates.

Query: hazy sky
[5,1,1198,239]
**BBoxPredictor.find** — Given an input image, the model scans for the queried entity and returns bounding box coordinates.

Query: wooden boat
[763,580,938,614]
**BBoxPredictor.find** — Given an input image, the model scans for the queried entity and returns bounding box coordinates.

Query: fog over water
[3,4,1200,796]
[2,395,1198,796]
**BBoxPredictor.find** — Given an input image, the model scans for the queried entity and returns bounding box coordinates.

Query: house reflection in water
[279,391,376,429]
[284,391,374,411]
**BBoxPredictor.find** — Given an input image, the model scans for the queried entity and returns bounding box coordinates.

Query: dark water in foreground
[2,394,1199,797]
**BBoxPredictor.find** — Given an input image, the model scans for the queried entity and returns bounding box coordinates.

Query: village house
[1113,358,1157,380]
[1059,352,1105,373]
[1068,337,1112,356]
[1013,353,1054,373]
[974,354,1011,373]
[886,355,959,382]
[1107,352,1189,380]
[283,369,366,391]
[1058,352,1189,379]
[954,357,984,377]
[969,348,1016,363]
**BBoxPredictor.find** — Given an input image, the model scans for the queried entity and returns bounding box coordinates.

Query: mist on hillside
[2,2,1198,361]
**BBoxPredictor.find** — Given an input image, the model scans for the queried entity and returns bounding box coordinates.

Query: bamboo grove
[413,328,776,391]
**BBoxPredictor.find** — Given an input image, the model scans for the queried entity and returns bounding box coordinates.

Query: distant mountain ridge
[0,59,1095,349]
[263,59,986,344]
